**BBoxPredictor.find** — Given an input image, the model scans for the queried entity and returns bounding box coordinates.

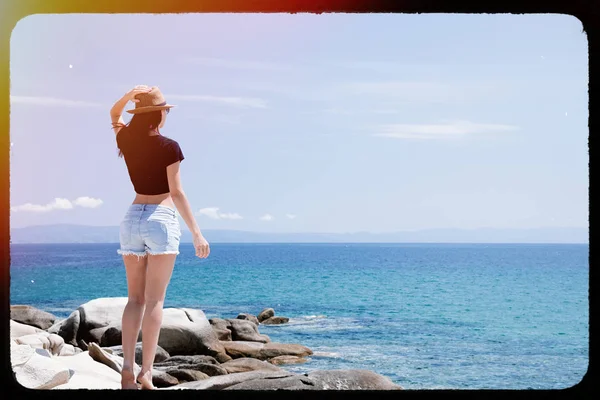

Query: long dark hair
[117,111,162,157]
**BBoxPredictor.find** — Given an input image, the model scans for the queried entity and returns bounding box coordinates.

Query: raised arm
[166,161,210,258]
[110,85,152,135]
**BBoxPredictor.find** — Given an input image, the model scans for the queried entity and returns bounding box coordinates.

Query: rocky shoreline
[10,298,403,390]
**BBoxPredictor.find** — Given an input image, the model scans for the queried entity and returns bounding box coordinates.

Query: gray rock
[307,370,403,390]
[49,298,231,362]
[166,369,209,383]
[261,316,290,325]
[152,369,180,388]
[158,355,219,366]
[236,313,259,325]
[103,342,170,364]
[166,362,228,377]
[208,318,232,341]
[48,310,80,346]
[227,319,270,343]
[257,308,275,323]
[159,308,231,362]
[221,341,312,360]
[10,305,58,330]
[224,370,403,390]
[209,318,269,343]
[224,374,317,390]
[221,357,283,373]
[163,370,295,390]
[268,355,307,365]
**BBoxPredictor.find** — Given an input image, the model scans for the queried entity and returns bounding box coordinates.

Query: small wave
[312,351,342,358]
[302,315,327,319]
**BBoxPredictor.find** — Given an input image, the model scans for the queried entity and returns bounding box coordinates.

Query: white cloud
[286,214,297,219]
[260,214,274,221]
[10,96,103,108]
[373,120,519,140]
[166,94,267,109]
[187,57,290,71]
[197,207,243,220]
[72,197,103,208]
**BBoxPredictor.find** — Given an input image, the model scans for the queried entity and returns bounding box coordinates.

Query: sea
[9,242,589,390]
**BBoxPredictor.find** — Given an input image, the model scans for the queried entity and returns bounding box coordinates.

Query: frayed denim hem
[145,250,180,256]
[117,250,147,261]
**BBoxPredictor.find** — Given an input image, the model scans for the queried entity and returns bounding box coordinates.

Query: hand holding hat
[125,85,152,103]
[125,86,176,114]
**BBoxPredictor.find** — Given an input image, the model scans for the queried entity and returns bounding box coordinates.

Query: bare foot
[121,369,139,390]
[137,369,156,390]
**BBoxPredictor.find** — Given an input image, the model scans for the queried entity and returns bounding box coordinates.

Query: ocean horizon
[10,242,589,389]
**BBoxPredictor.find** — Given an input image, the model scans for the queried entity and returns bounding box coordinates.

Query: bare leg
[137,254,177,390]
[120,254,148,390]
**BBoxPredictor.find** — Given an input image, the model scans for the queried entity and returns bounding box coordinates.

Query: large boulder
[261,316,289,325]
[210,318,270,343]
[257,308,274,323]
[47,310,80,347]
[166,369,209,383]
[11,344,72,389]
[209,318,233,341]
[221,357,283,373]
[223,370,403,390]
[159,308,231,362]
[103,342,170,364]
[11,305,58,330]
[236,313,259,325]
[47,298,231,362]
[152,369,180,388]
[221,341,312,360]
[163,370,295,390]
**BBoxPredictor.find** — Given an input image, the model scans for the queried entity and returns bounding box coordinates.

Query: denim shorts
[117,204,181,257]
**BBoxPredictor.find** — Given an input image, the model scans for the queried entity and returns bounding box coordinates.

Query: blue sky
[9,13,588,233]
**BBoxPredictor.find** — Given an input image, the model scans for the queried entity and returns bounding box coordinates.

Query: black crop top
[117,133,185,195]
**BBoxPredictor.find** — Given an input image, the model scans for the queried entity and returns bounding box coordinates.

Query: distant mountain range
[9,224,588,244]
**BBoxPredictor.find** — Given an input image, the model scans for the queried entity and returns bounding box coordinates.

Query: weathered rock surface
[223,370,403,390]
[11,343,72,389]
[210,318,270,343]
[261,316,290,325]
[221,340,313,360]
[11,305,58,330]
[163,370,295,390]
[257,308,275,323]
[51,351,122,389]
[152,369,180,388]
[166,369,209,383]
[161,362,229,377]
[221,357,284,373]
[268,355,307,365]
[102,342,170,365]
[237,313,260,325]
[156,355,220,366]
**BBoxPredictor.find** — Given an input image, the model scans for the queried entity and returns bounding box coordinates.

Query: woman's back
[117,133,184,196]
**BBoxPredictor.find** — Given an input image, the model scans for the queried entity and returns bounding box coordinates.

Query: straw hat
[126,86,176,114]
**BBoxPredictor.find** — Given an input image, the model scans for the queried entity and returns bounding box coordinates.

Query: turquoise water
[9,243,589,389]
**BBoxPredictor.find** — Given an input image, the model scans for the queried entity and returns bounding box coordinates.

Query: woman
[110,85,210,390]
